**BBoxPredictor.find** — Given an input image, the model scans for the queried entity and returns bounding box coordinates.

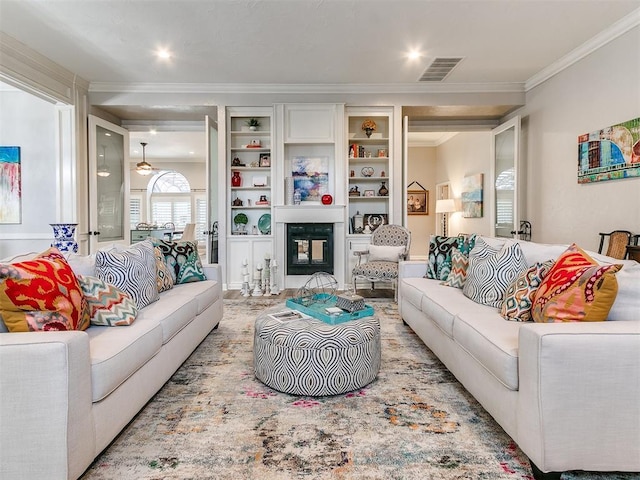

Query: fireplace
[286,223,334,275]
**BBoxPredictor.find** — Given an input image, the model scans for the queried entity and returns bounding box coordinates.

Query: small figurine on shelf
[232,156,244,167]
[232,197,243,207]
[349,186,360,197]
[293,189,302,205]
[231,171,242,187]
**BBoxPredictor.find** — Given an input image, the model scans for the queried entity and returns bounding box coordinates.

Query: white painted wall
[406,146,437,258]
[435,132,493,237]
[515,25,640,251]
[0,89,59,258]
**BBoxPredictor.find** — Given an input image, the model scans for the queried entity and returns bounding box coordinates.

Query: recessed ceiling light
[407,50,422,61]
[156,48,172,60]
[104,132,111,137]
[189,151,195,155]
[149,129,157,135]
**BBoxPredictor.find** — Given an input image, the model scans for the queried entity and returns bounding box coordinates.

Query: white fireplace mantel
[273,205,345,224]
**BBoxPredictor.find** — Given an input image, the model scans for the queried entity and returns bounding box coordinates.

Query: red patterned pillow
[0,248,90,332]
[532,244,621,323]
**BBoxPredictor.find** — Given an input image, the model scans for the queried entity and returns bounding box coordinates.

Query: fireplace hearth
[286,223,334,275]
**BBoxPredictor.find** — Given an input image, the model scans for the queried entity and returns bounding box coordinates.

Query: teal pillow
[425,234,476,281]
[150,239,206,284]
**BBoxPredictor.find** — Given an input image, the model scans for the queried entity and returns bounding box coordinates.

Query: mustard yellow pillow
[532,244,621,323]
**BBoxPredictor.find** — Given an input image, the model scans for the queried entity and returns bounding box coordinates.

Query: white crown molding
[89,81,525,95]
[525,7,640,91]
[0,32,89,103]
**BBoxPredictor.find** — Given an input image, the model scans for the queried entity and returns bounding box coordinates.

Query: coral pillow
[151,239,206,284]
[78,275,138,326]
[501,260,554,322]
[0,247,90,332]
[532,244,622,323]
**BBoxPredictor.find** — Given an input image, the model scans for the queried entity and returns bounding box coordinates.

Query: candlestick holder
[270,259,279,295]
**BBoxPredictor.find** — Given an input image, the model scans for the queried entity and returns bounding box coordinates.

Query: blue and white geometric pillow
[463,240,527,308]
[95,240,159,309]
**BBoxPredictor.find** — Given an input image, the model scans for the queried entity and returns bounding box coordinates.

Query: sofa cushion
[150,239,206,284]
[501,260,554,322]
[608,263,640,321]
[87,317,163,402]
[78,275,138,327]
[453,309,521,390]
[163,280,220,315]
[153,246,174,293]
[532,244,622,323]
[137,293,198,344]
[95,240,159,310]
[0,247,90,332]
[463,240,527,308]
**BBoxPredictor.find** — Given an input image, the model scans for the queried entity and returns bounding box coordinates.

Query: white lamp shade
[435,199,456,213]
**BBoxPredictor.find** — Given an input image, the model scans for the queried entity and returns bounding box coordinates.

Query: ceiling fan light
[137,142,154,175]
[97,166,111,177]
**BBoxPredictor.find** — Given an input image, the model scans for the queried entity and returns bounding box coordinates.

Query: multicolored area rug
[82,299,638,480]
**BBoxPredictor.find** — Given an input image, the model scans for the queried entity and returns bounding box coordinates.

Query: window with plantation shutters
[195,195,207,242]
[129,196,142,229]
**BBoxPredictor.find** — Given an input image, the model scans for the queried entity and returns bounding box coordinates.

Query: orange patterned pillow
[531,244,621,323]
[0,247,90,332]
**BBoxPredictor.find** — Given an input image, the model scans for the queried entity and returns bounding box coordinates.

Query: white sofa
[398,238,640,480]
[0,254,223,480]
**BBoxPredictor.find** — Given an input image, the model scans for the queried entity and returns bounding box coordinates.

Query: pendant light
[136,142,153,175]
[97,145,111,177]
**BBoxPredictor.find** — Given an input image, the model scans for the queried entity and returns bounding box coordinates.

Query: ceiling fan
[135,142,159,175]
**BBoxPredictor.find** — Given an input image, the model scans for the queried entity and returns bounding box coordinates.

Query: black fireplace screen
[286,223,334,275]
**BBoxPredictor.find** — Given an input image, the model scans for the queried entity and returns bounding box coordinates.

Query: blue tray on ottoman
[285,293,374,325]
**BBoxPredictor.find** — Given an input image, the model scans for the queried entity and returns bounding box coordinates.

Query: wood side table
[626,245,640,262]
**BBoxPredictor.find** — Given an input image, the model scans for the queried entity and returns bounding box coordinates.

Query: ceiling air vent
[418,57,464,82]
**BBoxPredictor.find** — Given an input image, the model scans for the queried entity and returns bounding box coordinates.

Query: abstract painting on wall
[292,157,329,203]
[461,173,483,218]
[0,146,21,224]
[578,117,640,184]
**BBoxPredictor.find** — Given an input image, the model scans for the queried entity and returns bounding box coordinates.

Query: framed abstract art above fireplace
[578,116,640,184]
[292,156,329,203]
[0,146,21,224]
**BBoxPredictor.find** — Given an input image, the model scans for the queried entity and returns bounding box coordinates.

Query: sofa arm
[517,321,640,473]
[0,331,95,480]
[399,260,427,279]
[202,263,221,282]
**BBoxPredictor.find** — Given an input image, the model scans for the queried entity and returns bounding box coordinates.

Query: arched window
[148,171,192,231]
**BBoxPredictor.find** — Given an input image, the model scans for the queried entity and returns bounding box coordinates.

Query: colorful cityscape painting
[578,117,640,184]
[0,146,21,224]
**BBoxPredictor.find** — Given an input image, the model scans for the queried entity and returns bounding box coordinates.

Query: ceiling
[2,0,639,154]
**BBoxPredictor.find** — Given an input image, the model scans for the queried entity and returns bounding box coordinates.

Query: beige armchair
[352,224,411,299]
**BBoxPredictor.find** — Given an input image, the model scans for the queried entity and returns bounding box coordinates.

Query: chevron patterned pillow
[441,249,469,288]
[78,275,138,326]
[463,240,527,308]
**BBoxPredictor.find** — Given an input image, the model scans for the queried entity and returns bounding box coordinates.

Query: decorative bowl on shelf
[361,166,374,177]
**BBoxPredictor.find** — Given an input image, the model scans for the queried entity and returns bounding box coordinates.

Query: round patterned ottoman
[253,306,381,396]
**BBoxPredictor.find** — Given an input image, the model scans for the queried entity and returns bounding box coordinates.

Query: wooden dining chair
[598,230,632,260]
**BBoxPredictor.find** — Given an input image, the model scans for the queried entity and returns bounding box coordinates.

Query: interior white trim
[525,7,640,91]
[89,82,526,95]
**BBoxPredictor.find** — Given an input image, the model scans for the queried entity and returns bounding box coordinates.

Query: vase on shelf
[50,223,78,253]
[378,181,389,196]
[364,128,373,138]
[231,171,242,187]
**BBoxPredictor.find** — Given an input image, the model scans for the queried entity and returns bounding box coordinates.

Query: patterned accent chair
[352,224,411,299]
